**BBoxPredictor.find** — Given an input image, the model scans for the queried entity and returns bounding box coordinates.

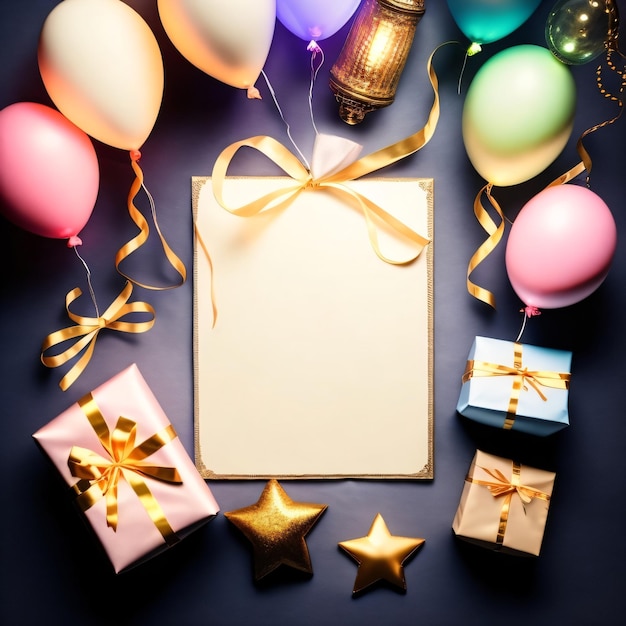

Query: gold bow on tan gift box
[452,449,556,556]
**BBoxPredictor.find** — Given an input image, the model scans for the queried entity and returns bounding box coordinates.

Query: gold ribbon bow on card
[68,393,182,545]
[211,134,431,264]
[467,462,551,549]
[462,342,570,429]
[41,282,156,391]
[196,44,445,297]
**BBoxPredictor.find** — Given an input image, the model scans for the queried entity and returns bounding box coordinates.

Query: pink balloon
[0,102,99,244]
[505,184,617,309]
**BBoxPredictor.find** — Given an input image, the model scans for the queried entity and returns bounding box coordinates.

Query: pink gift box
[33,364,219,573]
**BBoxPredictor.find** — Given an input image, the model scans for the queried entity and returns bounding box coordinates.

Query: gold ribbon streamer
[204,43,443,266]
[68,393,181,545]
[41,281,156,391]
[462,342,570,430]
[193,224,218,326]
[466,462,550,549]
[321,43,442,184]
[466,183,505,308]
[115,152,187,290]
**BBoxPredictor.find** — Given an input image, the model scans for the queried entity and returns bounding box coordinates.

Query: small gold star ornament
[224,479,328,581]
[339,513,425,595]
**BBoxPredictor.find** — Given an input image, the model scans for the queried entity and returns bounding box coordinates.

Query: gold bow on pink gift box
[68,392,182,545]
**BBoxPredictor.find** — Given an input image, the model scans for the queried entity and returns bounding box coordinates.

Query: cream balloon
[158,0,276,98]
[38,0,164,150]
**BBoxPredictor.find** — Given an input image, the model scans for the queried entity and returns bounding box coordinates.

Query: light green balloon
[462,44,576,186]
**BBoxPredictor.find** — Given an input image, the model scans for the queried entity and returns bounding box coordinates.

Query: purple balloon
[276,0,361,42]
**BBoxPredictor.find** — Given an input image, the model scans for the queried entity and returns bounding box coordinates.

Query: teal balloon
[462,45,577,187]
[446,0,543,45]
[546,0,619,65]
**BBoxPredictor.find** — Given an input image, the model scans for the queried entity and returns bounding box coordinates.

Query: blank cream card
[193,176,433,479]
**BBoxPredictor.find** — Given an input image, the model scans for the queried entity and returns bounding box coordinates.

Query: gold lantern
[329,0,426,125]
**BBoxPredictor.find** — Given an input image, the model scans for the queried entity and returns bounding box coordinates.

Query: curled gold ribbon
[41,281,156,391]
[462,342,570,430]
[115,151,187,290]
[467,462,550,549]
[466,183,505,309]
[69,393,181,545]
[201,43,444,266]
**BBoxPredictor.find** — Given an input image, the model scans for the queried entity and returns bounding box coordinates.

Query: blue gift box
[456,336,572,436]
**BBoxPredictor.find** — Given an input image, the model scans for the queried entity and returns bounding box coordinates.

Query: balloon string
[515,307,541,342]
[73,245,99,318]
[457,51,469,95]
[457,42,480,95]
[515,313,528,343]
[142,181,161,241]
[307,40,325,136]
[260,70,311,170]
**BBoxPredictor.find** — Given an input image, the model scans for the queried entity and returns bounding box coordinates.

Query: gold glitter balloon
[338,513,425,595]
[224,479,328,581]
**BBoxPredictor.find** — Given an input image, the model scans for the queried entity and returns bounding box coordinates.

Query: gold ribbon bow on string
[41,282,156,391]
[467,462,551,549]
[462,342,570,430]
[68,393,181,545]
[196,44,445,323]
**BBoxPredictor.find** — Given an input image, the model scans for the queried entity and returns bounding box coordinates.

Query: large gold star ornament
[224,479,328,581]
[338,513,425,595]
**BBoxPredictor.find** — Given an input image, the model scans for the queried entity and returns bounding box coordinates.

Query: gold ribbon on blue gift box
[462,342,571,430]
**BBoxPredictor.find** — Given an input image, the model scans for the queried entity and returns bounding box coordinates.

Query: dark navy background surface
[1,1,625,624]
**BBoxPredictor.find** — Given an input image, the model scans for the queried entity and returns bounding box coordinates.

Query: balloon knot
[522,306,542,318]
[247,86,262,100]
[130,150,142,162]
[307,40,322,54]
[67,235,82,248]
[467,42,482,57]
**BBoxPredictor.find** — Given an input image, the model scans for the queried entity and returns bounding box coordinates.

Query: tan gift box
[452,449,556,556]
